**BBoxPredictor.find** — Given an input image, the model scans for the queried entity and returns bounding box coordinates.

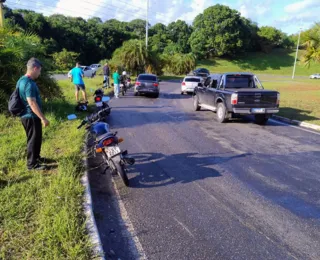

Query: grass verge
[262,79,320,125]
[0,77,112,259]
[196,49,320,76]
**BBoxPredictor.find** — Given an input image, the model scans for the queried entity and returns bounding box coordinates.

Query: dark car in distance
[193,68,210,78]
[134,74,161,98]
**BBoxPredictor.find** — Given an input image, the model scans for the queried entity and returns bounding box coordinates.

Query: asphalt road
[89,82,320,260]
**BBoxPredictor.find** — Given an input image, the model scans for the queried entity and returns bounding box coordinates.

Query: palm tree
[163,52,196,75]
[302,23,320,66]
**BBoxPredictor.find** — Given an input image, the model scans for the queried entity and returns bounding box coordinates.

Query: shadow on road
[126,152,250,188]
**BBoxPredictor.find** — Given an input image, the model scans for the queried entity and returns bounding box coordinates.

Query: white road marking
[112,179,147,260]
[269,119,320,136]
[173,217,195,238]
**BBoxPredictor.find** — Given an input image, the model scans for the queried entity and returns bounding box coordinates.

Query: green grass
[0,77,112,259]
[262,79,320,125]
[197,49,320,76]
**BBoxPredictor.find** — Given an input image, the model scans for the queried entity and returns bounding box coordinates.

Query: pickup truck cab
[193,72,280,124]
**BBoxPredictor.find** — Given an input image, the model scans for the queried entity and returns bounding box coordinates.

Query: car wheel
[154,93,159,98]
[181,91,184,95]
[134,92,139,96]
[255,114,269,125]
[193,94,201,111]
[216,103,227,123]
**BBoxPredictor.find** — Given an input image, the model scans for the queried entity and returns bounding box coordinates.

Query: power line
[7,0,170,26]
[7,0,146,21]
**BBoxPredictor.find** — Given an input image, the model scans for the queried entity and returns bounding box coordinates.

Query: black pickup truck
[193,73,280,124]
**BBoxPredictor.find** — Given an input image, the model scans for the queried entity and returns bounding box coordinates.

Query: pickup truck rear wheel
[255,114,269,125]
[216,103,227,123]
[193,95,201,111]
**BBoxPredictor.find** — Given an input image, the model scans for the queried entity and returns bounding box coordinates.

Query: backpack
[8,87,24,116]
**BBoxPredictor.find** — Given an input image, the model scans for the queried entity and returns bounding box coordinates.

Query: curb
[272,115,320,131]
[82,137,105,260]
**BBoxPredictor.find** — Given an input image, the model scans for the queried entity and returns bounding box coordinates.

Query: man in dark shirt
[18,57,50,170]
[103,63,110,88]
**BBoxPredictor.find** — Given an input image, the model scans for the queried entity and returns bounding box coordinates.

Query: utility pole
[0,0,6,28]
[146,0,149,50]
[292,28,302,80]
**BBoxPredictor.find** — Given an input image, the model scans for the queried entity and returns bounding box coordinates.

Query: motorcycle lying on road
[77,107,135,186]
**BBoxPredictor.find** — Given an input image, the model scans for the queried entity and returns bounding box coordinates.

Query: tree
[167,20,192,53]
[52,48,79,70]
[110,39,148,75]
[190,5,251,58]
[163,53,196,75]
[0,28,61,112]
[257,26,283,52]
[302,23,320,66]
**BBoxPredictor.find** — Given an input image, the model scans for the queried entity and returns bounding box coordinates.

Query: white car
[90,64,101,70]
[181,76,203,94]
[310,73,320,79]
[68,66,96,79]
[81,66,96,78]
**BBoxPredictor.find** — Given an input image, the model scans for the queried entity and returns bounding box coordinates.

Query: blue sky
[6,0,320,34]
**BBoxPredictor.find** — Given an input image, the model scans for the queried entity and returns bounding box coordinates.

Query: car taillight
[182,82,186,86]
[276,93,280,105]
[102,138,114,146]
[94,96,102,102]
[153,83,159,87]
[231,93,238,105]
[135,81,141,86]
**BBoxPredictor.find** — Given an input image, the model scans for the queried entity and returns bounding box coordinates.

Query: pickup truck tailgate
[237,91,278,107]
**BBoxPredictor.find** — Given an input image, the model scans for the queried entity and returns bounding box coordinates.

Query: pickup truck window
[225,75,256,88]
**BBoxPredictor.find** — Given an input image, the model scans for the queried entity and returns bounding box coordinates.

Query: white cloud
[177,0,215,24]
[238,0,272,21]
[284,0,319,13]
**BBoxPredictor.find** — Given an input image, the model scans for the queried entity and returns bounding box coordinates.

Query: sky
[6,0,320,35]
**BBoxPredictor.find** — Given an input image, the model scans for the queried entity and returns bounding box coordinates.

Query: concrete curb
[272,115,320,131]
[82,137,105,260]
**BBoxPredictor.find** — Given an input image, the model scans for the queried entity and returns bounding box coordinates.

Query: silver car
[310,73,320,79]
[181,76,203,94]
[81,66,96,78]
[134,74,161,98]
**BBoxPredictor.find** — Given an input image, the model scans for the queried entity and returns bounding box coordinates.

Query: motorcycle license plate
[106,146,121,158]
[95,101,103,107]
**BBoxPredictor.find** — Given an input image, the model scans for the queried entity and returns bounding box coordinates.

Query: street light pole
[146,0,149,50]
[0,0,6,28]
[292,28,302,79]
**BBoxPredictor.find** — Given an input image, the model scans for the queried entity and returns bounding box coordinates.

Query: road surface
[88,81,320,260]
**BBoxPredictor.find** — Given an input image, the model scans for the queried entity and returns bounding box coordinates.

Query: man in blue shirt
[18,57,50,170]
[70,62,87,102]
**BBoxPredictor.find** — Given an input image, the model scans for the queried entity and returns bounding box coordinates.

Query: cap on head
[27,57,42,70]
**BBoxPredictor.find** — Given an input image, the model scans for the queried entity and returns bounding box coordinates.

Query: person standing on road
[113,69,120,98]
[70,62,88,102]
[18,57,50,171]
[103,63,110,88]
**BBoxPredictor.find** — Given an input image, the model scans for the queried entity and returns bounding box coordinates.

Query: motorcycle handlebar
[77,107,111,129]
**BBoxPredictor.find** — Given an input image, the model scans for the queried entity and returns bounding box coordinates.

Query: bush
[0,28,62,114]
[52,48,79,71]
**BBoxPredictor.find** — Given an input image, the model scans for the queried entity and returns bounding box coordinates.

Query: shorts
[75,84,85,91]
